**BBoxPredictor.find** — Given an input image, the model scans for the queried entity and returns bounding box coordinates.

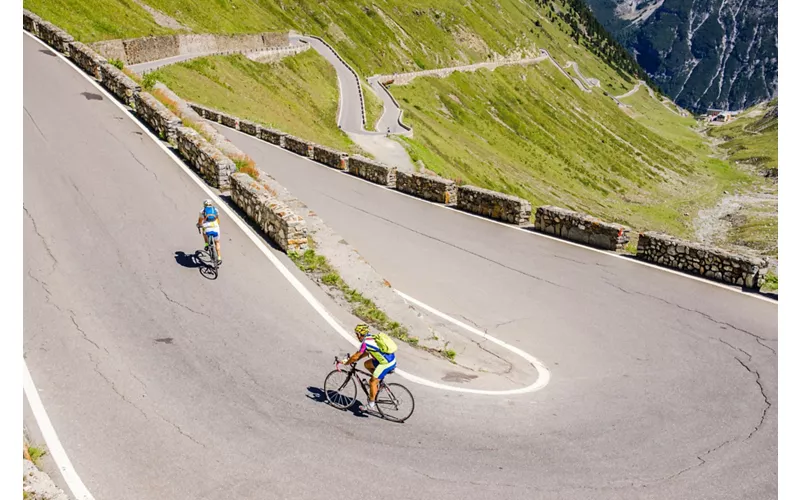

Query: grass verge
[362,82,383,132]
[288,245,454,361]
[762,271,778,293]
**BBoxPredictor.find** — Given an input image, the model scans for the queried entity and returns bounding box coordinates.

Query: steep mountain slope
[586,0,778,112]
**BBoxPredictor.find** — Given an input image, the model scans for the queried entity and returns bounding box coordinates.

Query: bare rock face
[586,0,777,111]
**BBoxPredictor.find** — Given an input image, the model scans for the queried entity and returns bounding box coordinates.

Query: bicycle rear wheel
[376,382,415,422]
[324,370,358,410]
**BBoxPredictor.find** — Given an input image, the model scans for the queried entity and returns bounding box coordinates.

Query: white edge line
[23,361,95,500]
[25,30,547,397]
[213,120,777,305]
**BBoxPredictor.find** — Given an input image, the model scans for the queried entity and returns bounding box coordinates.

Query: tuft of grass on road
[154,51,357,153]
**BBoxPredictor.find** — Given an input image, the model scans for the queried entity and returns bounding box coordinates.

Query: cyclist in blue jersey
[341,323,397,411]
[196,199,222,264]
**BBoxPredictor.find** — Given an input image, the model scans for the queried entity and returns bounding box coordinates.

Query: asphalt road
[24,33,778,500]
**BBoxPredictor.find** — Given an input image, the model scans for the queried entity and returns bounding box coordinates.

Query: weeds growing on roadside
[142,71,158,90]
[231,154,259,179]
[286,248,451,357]
[108,58,124,70]
[26,445,46,468]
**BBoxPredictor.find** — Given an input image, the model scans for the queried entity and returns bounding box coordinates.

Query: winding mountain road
[24,32,777,500]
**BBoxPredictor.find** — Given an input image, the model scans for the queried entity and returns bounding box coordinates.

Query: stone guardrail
[219,111,239,131]
[23,9,42,35]
[348,156,397,188]
[283,135,314,157]
[175,127,235,189]
[37,20,74,54]
[231,173,308,253]
[69,41,107,81]
[456,185,531,225]
[99,63,141,108]
[259,127,287,147]
[535,206,630,251]
[238,119,259,136]
[307,35,366,128]
[396,171,457,205]
[90,32,289,65]
[133,92,182,145]
[636,232,767,288]
[312,144,349,171]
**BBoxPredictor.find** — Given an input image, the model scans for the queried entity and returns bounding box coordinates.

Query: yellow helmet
[354,323,370,336]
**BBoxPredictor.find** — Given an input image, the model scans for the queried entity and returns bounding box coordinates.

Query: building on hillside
[704,108,734,123]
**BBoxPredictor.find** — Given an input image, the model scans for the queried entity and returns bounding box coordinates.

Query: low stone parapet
[133,92,182,145]
[348,156,397,187]
[37,21,74,54]
[68,42,107,80]
[456,185,531,224]
[396,171,457,205]
[259,127,287,146]
[534,206,630,250]
[313,145,349,171]
[23,10,42,36]
[174,127,235,189]
[636,232,767,288]
[219,112,239,130]
[238,119,259,136]
[283,135,314,157]
[231,173,308,252]
[99,64,141,108]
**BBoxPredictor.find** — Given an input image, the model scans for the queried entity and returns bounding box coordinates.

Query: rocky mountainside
[585,0,777,112]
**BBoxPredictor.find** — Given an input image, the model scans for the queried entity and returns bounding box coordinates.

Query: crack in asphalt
[24,206,58,273]
[322,192,569,290]
[603,281,776,355]
[152,408,207,449]
[89,353,149,421]
[24,106,48,142]
[105,129,159,181]
[159,287,211,319]
[734,356,771,440]
[717,338,752,361]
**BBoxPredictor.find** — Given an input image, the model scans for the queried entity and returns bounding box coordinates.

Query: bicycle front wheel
[323,370,358,410]
[376,383,415,422]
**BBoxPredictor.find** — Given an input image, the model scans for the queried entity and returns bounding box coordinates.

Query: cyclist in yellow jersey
[342,324,397,411]
[196,199,222,263]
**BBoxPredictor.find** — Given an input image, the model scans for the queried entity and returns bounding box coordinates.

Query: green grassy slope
[153,52,357,153]
[706,99,778,172]
[392,63,749,236]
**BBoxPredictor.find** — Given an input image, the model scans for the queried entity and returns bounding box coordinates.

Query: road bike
[197,226,220,276]
[324,356,415,423]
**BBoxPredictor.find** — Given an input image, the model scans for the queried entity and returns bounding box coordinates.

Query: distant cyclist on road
[196,199,222,264]
[341,323,397,412]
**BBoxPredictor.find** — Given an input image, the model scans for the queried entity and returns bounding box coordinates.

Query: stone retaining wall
[133,92,182,145]
[456,186,531,224]
[535,206,630,251]
[636,232,767,288]
[23,10,42,36]
[37,21,74,54]
[91,32,290,65]
[313,145,349,171]
[99,64,141,108]
[231,173,308,252]
[396,171,457,205]
[348,156,397,187]
[219,112,239,130]
[68,42,107,80]
[238,119,259,136]
[283,135,314,157]
[259,127,287,146]
[175,127,235,189]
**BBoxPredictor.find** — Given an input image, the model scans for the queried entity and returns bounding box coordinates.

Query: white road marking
[216,121,778,305]
[395,290,551,395]
[24,30,549,395]
[23,361,96,500]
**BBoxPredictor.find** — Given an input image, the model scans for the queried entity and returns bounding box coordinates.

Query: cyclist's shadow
[306,386,368,418]
[174,250,217,280]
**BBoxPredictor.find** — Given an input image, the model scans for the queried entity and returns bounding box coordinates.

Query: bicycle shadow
[306,386,369,419]
[174,250,218,280]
